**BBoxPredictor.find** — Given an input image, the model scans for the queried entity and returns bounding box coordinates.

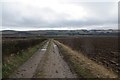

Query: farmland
[2,38,46,77]
[3,38,45,55]
[56,36,119,74]
[2,30,119,78]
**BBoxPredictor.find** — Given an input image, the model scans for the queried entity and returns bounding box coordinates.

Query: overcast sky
[0,0,119,31]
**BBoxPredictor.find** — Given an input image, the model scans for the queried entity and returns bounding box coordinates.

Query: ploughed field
[56,36,119,74]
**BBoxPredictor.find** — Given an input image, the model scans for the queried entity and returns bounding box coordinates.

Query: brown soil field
[56,36,119,74]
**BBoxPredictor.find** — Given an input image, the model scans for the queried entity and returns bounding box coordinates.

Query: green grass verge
[2,40,46,78]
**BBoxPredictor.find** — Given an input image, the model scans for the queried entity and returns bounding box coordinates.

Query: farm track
[10,40,76,78]
[10,41,49,78]
[8,39,118,78]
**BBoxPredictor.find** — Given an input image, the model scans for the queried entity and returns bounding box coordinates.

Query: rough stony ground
[40,42,77,78]
[10,41,49,78]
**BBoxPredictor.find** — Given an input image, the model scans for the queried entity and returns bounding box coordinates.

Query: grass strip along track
[3,39,46,78]
[34,39,77,78]
[34,39,52,78]
[54,40,118,78]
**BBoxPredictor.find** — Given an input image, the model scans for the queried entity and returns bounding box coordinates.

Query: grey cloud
[1,2,118,30]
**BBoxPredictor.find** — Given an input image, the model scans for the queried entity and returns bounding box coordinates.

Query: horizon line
[0,29,119,31]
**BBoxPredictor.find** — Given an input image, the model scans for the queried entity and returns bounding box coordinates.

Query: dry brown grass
[56,37,119,74]
[54,40,118,78]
